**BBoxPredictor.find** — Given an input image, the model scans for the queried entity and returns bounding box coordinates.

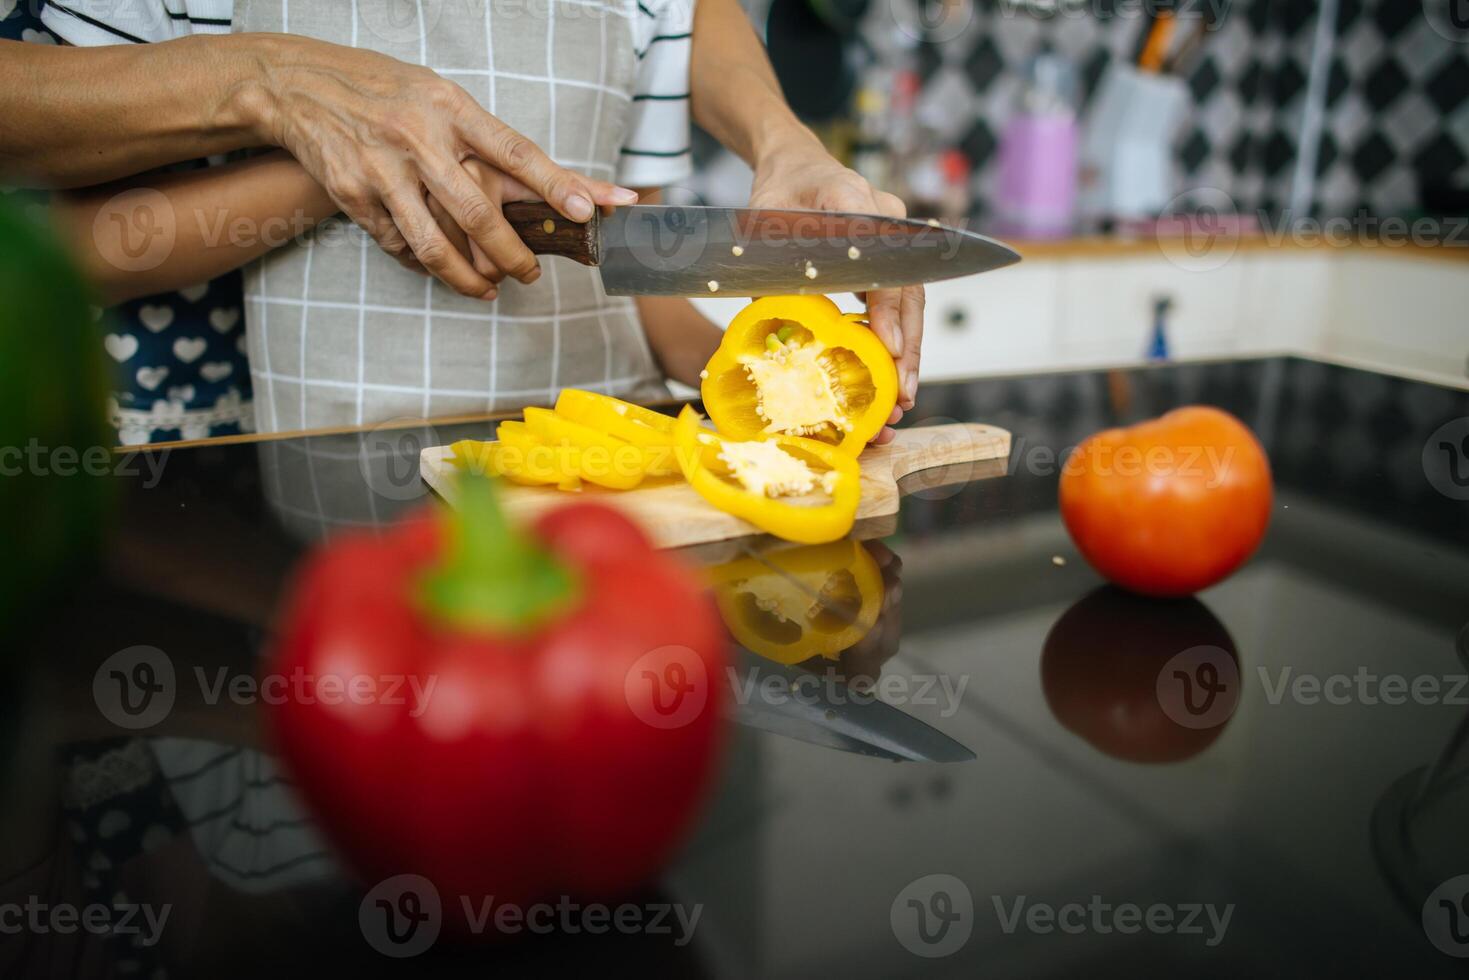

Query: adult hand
[253,35,636,299]
[421,159,538,300]
[748,134,924,444]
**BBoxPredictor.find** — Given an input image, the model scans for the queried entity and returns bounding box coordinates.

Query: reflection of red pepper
[269,477,726,925]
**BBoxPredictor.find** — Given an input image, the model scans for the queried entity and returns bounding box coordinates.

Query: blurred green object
[0,196,111,637]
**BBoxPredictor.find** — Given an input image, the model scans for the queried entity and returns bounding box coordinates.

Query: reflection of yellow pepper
[673,405,859,544]
[701,296,898,454]
[707,540,885,664]
[553,389,678,477]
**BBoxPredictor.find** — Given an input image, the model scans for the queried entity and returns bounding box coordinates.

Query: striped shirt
[623,0,694,185]
[41,0,233,42]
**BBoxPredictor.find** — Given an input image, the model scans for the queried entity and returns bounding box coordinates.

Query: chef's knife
[502,201,1020,296]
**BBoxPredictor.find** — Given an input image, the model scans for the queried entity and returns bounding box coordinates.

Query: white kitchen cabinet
[1319,252,1469,386]
[690,245,1469,390]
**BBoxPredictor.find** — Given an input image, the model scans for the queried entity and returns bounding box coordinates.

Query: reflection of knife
[503,202,1020,296]
[728,650,976,763]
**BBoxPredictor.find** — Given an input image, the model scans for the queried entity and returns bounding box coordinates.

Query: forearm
[50,151,337,305]
[689,0,822,167]
[637,295,723,389]
[0,34,274,188]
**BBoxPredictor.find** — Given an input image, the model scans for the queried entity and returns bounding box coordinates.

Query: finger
[540,174,638,210]
[897,285,925,408]
[868,406,902,444]
[873,191,914,393]
[354,203,431,279]
[481,163,636,212]
[349,199,415,264]
[584,177,641,208]
[468,239,503,283]
[454,161,510,280]
[460,117,632,222]
[425,192,498,297]
[815,173,880,213]
[874,189,908,219]
[418,157,541,284]
[424,192,471,262]
[381,189,496,300]
[865,287,903,360]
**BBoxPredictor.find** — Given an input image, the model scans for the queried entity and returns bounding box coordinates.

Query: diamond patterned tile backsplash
[739,0,1469,224]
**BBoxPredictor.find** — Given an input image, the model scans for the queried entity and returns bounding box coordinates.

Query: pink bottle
[995,54,1079,239]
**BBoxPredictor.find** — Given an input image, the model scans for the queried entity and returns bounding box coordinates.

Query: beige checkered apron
[235,0,669,432]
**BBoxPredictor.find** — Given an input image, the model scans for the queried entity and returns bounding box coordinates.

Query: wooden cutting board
[419,422,1010,550]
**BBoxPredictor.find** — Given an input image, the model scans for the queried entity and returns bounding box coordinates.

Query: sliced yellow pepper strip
[522,406,646,490]
[553,389,679,477]
[450,437,580,491]
[673,405,860,544]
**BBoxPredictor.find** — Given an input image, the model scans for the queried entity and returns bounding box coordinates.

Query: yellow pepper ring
[700,295,899,455]
[673,406,860,544]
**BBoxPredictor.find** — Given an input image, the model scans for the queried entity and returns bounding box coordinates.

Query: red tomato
[1059,406,1272,597]
[269,483,726,931]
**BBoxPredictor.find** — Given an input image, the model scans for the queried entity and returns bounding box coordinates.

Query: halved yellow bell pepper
[707,539,885,664]
[553,389,678,477]
[701,295,898,455]
[673,405,860,544]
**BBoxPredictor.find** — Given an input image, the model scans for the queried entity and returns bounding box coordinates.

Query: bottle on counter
[1146,296,1173,362]
[994,52,1079,239]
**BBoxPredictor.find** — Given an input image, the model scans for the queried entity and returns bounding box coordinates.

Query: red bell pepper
[268,476,726,929]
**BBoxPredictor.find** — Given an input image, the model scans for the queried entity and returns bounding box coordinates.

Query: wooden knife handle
[502,201,599,266]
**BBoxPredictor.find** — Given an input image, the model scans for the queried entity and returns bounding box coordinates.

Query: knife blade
[503,202,1020,296]
[728,651,977,763]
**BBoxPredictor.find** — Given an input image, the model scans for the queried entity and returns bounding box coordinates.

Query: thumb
[500,174,639,210]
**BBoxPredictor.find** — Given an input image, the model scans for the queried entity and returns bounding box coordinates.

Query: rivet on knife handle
[503,201,600,266]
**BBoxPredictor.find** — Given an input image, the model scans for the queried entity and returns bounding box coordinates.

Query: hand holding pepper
[748,137,924,444]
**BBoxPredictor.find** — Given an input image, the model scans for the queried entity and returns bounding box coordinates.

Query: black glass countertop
[5,356,1469,978]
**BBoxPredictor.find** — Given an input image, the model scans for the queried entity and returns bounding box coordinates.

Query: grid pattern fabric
[235,0,684,431]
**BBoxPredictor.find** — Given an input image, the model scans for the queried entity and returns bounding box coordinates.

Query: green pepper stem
[419,474,578,633]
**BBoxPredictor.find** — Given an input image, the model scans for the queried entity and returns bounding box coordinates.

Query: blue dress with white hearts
[4,6,254,445]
